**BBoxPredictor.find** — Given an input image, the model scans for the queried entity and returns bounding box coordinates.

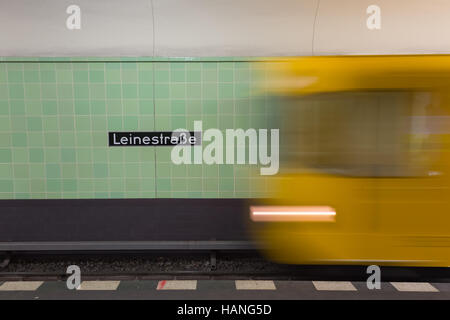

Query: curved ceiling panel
[0,0,154,57]
[153,0,318,57]
[314,0,450,55]
[1,0,449,57]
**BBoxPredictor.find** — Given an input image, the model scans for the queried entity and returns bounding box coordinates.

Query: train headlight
[250,206,336,222]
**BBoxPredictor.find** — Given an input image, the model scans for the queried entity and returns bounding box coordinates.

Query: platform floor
[0,279,449,300]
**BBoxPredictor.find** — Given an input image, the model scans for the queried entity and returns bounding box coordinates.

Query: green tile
[125,163,140,177]
[42,100,57,115]
[105,69,121,82]
[74,84,89,99]
[218,83,233,99]
[125,178,140,192]
[156,163,171,177]
[29,148,44,162]
[9,84,24,99]
[28,134,44,147]
[0,84,8,98]
[219,69,233,82]
[25,101,43,116]
[93,163,108,178]
[154,84,168,99]
[202,83,217,99]
[78,164,93,178]
[187,178,202,191]
[92,133,105,148]
[44,132,59,146]
[0,164,12,177]
[156,178,171,191]
[62,179,77,191]
[171,100,185,115]
[62,164,77,178]
[186,84,201,99]
[202,69,217,82]
[89,70,104,83]
[24,70,39,82]
[75,116,91,131]
[45,149,60,162]
[73,70,88,82]
[93,148,108,161]
[137,83,153,99]
[138,70,153,83]
[0,100,8,115]
[107,116,122,130]
[46,179,61,192]
[203,100,217,114]
[171,70,185,82]
[59,116,75,130]
[91,116,106,131]
[90,84,105,99]
[123,116,138,130]
[14,164,29,178]
[0,60,270,199]
[139,99,154,115]
[170,84,185,99]
[14,180,29,192]
[59,100,74,114]
[122,84,138,99]
[154,71,169,85]
[74,100,90,115]
[140,115,154,129]
[8,71,24,82]
[0,149,12,162]
[56,70,73,83]
[91,100,107,115]
[187,70,201,82]
[46,164,61,178]
[12,133,27,147]
[29,164,45,178]
[61,148,76,162]
[106,84,121,99]
[122,69,137,82]
[219,178,234,192]
[41,84,57,99]
[0,117,12,131]
[24,84,41,99]
[0,180,13,192]
[40,70,56,83]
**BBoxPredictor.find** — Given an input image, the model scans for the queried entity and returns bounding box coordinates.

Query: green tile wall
[0,58,273,199]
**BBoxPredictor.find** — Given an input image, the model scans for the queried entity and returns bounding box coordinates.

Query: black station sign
[108,132,201,147]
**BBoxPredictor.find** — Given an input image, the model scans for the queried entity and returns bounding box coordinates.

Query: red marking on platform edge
[157,280,167,290]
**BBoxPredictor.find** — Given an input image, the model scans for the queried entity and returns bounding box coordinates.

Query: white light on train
[250,206,336,222]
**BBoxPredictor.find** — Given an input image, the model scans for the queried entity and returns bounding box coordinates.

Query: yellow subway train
[251,55,450,267]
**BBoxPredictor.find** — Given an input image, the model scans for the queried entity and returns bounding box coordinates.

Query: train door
[375,91,450,265]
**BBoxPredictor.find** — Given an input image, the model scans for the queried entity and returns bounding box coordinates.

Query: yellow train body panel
[253,55,450,267]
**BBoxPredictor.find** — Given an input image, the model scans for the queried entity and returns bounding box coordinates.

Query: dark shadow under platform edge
[0,198,263,249]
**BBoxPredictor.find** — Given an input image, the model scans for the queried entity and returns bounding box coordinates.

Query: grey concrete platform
[0,279,449,300]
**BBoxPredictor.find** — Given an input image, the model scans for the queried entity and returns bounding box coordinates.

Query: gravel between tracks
[1,253,283,274]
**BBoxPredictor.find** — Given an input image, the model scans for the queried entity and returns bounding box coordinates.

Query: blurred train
[251,56,450,267]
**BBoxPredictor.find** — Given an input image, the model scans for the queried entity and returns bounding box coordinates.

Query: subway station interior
[0,0,449,313]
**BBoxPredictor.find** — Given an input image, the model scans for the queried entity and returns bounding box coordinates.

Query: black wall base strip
[0,199,261,245]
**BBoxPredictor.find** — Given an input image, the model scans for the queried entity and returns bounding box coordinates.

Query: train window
[276,91,442,177]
